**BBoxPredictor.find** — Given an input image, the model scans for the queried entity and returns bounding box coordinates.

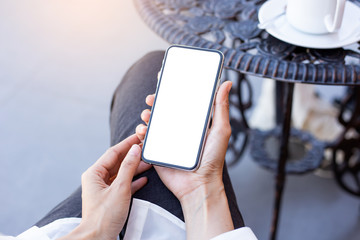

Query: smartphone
[142,45,224,170]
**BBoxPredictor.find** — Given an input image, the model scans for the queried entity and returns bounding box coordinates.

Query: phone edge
[141,44,224,171]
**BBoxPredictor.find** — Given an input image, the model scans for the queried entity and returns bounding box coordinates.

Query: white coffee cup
[286,0,346,34]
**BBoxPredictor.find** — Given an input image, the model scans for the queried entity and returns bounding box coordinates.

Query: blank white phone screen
[142,46,223,170]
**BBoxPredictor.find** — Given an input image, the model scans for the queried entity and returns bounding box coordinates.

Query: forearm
[180,181,234,240]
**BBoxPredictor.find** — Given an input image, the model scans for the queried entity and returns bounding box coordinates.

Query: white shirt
[0,199,257,240]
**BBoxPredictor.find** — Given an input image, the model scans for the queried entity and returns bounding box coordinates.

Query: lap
[35,50,244,229]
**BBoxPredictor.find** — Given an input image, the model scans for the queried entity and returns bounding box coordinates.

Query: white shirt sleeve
[0,199,257,240]
[125,199,258,240]
[210,227,258,240]
[0,226,51,240]
[0,218,81,240]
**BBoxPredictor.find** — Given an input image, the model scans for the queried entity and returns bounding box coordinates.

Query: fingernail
[128,144,140,156]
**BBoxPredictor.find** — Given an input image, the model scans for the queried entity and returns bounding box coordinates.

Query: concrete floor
[0,1,359,239]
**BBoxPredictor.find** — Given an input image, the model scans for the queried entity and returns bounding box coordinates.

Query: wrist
[179,180,225,208]
[180,181,234,240]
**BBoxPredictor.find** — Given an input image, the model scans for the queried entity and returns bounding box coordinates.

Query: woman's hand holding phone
[136,81,234,240]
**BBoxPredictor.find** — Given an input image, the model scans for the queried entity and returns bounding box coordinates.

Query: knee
[137,51,166,70]
[129,50,166,85]
[141,51,166,62]
[113,50,166,101]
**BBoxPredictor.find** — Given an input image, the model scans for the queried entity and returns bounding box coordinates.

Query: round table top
[134,0,360,86]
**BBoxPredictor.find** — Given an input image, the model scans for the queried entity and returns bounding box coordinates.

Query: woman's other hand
[59,134,151,240]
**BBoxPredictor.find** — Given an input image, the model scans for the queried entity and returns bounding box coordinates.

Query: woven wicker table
[134,0,360,239]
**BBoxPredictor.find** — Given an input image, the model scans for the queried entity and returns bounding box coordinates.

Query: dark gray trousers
[35,51,244,229]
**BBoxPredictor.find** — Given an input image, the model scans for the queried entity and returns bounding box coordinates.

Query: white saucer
[258,0,360,49]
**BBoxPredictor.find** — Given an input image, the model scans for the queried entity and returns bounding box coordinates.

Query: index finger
[95,134,141,177]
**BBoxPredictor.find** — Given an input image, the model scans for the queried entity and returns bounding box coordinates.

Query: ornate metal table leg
[275,82,284,125]
[226,69,253,166]
[270,82,295,240]
[328,86,360,196]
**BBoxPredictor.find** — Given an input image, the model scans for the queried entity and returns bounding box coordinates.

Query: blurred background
[0,0,167,235]
[0,0,359,239]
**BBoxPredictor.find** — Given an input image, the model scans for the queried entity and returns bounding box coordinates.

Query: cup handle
[325,0,346,32]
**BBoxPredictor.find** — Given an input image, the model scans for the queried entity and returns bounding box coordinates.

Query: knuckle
[116,180,131,193]
[225,125,232,138]
[81,171,88,183]
[215,97,230,108]
[223,99,230,111]
[123,157,137,169]
[213,123,231,138]
[106,146,119,157]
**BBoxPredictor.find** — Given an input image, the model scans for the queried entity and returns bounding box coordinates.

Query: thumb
[211,81,232,130]
[113,144,142,187]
